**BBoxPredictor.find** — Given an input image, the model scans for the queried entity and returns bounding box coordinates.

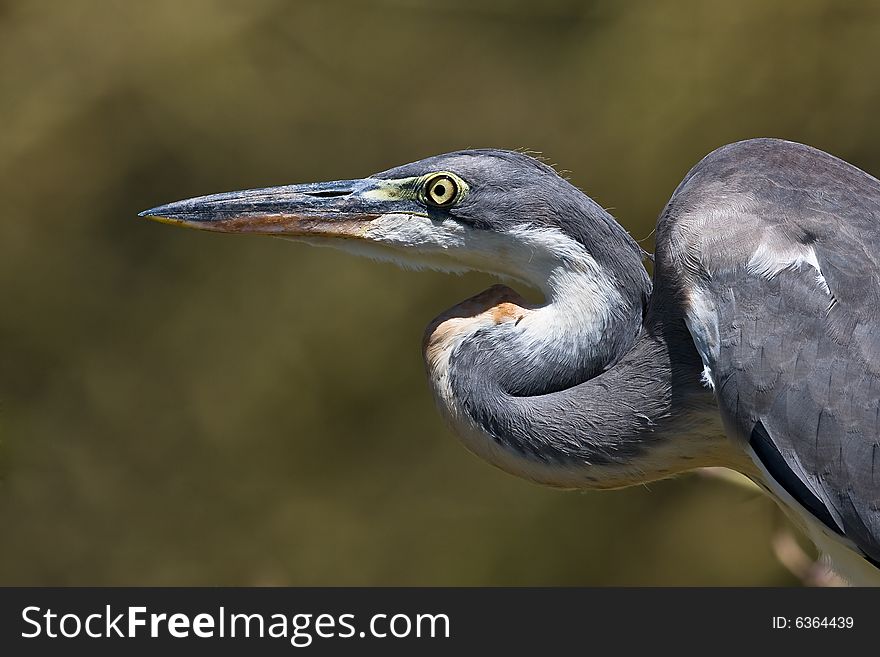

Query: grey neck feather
[440,221,732,489]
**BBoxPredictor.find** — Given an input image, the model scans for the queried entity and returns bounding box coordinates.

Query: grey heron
[140,138,880,585]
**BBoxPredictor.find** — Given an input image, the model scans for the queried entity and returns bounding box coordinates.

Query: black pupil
[433,184,446,198]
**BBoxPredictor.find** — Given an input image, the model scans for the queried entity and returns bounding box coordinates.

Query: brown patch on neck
[490,301,527,325]
[422,285,530,371]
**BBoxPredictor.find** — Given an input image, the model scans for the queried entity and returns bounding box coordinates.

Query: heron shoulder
[652,140,880,571]
[669,137,880,206]
[655,138,880,296]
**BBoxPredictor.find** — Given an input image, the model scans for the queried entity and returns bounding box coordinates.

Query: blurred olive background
[2,0,879,586]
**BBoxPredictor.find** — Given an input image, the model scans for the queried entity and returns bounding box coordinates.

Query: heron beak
[138,178,421,239]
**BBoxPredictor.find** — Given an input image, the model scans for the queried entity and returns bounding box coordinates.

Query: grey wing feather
[655,138,880,564]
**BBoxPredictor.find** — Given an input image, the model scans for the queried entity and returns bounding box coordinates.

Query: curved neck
[424,269,741,490]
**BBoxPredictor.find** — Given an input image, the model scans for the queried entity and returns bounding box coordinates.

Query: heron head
[139,150,644,294]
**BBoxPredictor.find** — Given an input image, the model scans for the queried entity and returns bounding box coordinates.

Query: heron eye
[424,174,459,208]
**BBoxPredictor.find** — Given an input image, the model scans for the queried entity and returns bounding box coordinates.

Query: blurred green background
[2,0,879,585]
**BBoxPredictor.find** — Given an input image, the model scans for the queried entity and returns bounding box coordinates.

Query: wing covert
[654,138,880,564]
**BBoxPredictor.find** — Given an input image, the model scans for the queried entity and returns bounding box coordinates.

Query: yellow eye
[424,174,459,208]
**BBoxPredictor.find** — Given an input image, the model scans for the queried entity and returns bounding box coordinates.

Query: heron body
[141,138,880,584]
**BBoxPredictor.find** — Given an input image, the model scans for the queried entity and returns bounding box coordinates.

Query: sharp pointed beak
[138,178,418,239]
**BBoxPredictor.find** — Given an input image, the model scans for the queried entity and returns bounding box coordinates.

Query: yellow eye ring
[423,174,460,208]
